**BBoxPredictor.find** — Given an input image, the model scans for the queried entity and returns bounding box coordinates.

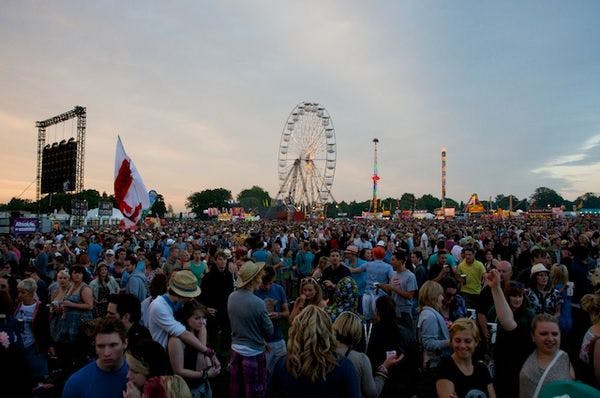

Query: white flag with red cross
[114,136,150,229]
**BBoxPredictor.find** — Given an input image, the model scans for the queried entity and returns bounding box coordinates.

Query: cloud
[532,132,600,198]
[581,134,600,151]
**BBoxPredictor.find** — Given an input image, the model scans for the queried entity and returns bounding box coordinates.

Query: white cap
[377,240,386,247]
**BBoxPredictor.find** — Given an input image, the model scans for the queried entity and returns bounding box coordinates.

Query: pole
[441,146,446,210]
[371,138,380,214]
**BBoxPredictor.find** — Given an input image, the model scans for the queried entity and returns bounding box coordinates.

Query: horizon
[1,2,599,212]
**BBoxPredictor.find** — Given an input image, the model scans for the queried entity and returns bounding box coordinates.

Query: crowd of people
[1,216,600,397]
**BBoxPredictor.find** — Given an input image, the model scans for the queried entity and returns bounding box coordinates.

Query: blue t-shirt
[87,243,103,265]
[62,360,128,398]
[360,259,395,295]
[254,283,287,342]
[295,251,315,277]
[252,249,269,262]
[349,258,367,295]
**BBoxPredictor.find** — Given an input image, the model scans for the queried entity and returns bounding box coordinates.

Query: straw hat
[344,245,359,256]
[530,263,549,276]
[169,270,201,297]
[236,261,265,288]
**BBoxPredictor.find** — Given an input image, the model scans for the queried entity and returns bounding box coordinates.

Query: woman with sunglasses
[289,277,326,323]
[485,269,535,398]
[439,277,467,323]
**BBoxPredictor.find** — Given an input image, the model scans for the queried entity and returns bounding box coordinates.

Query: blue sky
[1,1,599,211]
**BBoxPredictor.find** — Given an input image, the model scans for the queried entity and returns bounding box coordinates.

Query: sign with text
[11,218,39,235]
[98,201,113,217]
[71,199,88,217]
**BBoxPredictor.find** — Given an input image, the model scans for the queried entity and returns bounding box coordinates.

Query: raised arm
[485,269,516,331]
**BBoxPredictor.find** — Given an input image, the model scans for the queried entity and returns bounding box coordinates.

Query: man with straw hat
[148,270,216,359]
[228,260,274,397]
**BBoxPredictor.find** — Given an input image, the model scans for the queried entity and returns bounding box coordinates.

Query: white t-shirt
[148,295,186,348]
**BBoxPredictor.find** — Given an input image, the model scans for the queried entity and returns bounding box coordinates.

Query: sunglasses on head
[301,277,319,285]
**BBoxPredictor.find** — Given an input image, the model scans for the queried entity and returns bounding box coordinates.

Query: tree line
[2,186,600,219]
[184,186,600,219]
[0,189,168,218]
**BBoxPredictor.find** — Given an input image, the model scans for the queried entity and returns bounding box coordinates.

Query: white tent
[85,207,124,225]
[413,212,435,220]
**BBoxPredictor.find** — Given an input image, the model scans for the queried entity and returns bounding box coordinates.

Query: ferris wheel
[276,101,336,213]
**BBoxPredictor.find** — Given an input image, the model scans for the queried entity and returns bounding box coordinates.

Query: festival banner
[11,218,39,235]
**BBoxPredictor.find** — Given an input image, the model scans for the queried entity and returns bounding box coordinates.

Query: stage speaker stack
[41,137,78,194]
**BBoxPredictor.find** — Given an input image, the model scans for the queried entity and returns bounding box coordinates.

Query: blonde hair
[317,256,329,270]
[550,264,569,286]
[531,313,559,334]
[300,278,324,306]
[17,278,37,294]
[57,269,70,279]
[418,280,443,310]
[286,305,338,383]
[449,318,480,344]
[145,375,192,398]
[582,294,600,325]
[332,311,362,347]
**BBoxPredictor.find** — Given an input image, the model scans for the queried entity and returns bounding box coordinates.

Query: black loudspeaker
[41,138,78,194]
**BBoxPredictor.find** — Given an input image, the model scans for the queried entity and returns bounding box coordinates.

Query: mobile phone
[386,350,396,359]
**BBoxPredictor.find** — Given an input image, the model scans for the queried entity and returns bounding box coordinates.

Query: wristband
[375,364,388,379]
[204,347,215,357]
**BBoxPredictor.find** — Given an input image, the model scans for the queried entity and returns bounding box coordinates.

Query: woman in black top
[486,276,535,398]
[169,300,220,397]
[366,296,418,397]
[435,318,495,398]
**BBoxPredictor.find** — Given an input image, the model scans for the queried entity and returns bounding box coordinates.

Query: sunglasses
[301,277,319,285]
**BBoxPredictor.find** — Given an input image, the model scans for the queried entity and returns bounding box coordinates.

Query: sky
[1,1,599,212]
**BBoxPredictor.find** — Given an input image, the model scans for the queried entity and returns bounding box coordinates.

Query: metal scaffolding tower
[35,106,86,201]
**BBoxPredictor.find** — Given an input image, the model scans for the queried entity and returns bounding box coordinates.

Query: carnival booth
[465,193,485,214]
[580,208,600,218]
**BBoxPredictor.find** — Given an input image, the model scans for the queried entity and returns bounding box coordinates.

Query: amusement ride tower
[441,145,447,209]
[370,138,380,214]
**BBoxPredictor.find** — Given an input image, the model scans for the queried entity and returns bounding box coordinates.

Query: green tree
[150,194,167,218]
[415,194,441,212]
[0,197,35,212]
[237,186,271,211]
[495,194,519,210]
[444,197,459,209]
[575,192,600,209]
[380,197,397,212]
[530,187,564,209]
[186,188,232,219]
[399,193,416,210]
